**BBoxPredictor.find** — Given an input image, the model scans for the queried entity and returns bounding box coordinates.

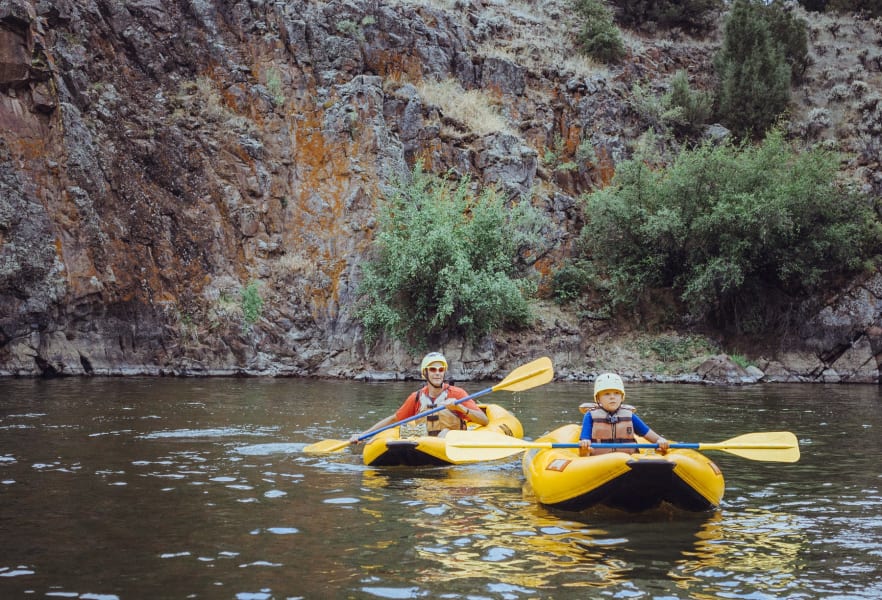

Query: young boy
[578,372,670,456]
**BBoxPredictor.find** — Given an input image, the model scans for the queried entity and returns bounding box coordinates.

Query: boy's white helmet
[594,373,625,401]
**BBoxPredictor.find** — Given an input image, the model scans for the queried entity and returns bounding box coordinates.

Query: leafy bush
[629,82,681,134]
[357,165,553,347]
[240,282,263,325]
[551,259,596,304]
[714,0,792,139]
[631,70,714,138]
[580,129,882,333]
[641,334,715,365]
[610,0,724,35]
[664,71,714,136]
[572,0,627,64]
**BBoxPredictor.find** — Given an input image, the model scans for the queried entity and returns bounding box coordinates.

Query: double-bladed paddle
[445,430,801,463]
[302,356,554,454]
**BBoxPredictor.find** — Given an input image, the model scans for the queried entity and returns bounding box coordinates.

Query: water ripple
[0,565,35,577]
[140,427,276,439]
[360,586,421,599]
[233,443,304,455]
[324,497,360,505]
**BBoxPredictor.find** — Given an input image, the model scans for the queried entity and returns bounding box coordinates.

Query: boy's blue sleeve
[631,414,650,436]
[579,412,592,440]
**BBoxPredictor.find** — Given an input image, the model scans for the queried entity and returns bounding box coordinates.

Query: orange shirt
[394,384,477,419]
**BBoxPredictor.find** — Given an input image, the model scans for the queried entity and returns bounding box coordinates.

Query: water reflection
[356,466,723,593]
[674,508,809,597]
[360,466,553,592]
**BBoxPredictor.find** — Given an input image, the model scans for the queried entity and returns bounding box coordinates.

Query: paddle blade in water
[302,439,350,454]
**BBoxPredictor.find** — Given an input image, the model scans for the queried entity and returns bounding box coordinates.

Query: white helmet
[593,373,625,401]
[420,352,448,378]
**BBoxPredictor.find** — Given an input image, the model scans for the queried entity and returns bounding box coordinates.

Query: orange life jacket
[400,384,466,438]
[585,403,638,455]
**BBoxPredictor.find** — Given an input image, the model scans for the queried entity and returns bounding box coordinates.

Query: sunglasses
[427,366,445,373]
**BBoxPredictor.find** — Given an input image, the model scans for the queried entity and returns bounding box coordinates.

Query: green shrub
[664,70,713,135]
[714,0,792,140]
[572,0,627,64]
[826,0,882,17]
[630,72,713,141]
[580,129,882,334]
[543,134,580,172]
[643,335,713,364]
[265,68,285,106]
[629,82,679,134]
[551,259,596,304]
[357,165,553,347]
[241,281,263,325]
[610,0,724,35]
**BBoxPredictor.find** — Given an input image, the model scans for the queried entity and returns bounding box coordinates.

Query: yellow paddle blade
[445,430,542,462]
[490,357,553,392]
[302,439,350,454]
[700,431,801,463]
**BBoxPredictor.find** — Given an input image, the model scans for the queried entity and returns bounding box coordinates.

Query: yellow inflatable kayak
[362,404,524,467]
[522,424,725,512]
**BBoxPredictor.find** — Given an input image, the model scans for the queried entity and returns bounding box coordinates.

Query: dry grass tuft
[415,78,513,136]
[476,0,607,79]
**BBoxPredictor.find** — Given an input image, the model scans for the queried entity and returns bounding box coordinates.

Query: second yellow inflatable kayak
[362,404,524,467]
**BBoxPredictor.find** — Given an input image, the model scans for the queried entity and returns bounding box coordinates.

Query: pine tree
[763,1,809,83]
[572,0,626,64]
[715,0,791,139]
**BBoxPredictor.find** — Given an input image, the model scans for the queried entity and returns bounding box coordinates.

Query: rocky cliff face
[1,0,881,382]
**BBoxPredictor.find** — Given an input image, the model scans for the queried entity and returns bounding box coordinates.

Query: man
[350,352,488,443]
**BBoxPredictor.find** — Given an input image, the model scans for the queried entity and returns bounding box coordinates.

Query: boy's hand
[656,437,669,454]
[578,439,592,457]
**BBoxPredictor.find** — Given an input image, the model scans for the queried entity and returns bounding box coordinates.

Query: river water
[1,376,880,599]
